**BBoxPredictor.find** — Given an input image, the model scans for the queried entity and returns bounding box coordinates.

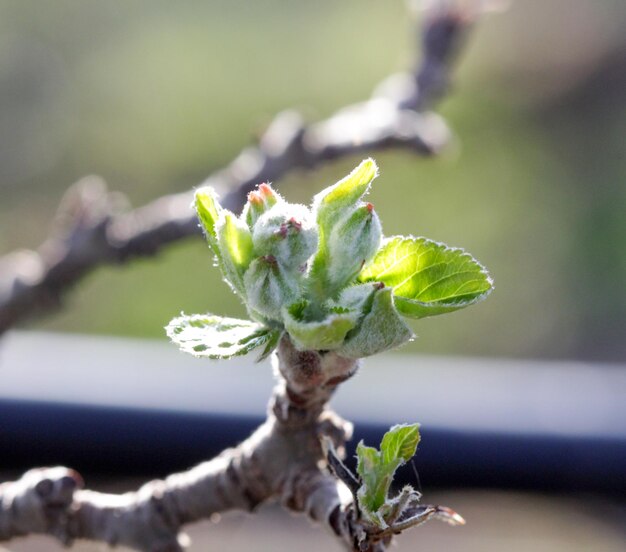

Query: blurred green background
[1,0,625,361]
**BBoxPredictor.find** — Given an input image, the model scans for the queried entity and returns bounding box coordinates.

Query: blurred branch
[0,2,475,336]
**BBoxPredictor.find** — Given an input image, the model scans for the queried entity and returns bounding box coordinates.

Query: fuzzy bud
[242,183,282,228]
[244,255,299,322]
[309,159,379,301]
[324,203,382,292]
[252,203,318,274]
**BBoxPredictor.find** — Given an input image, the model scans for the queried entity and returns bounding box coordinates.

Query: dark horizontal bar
[1,398,624,495]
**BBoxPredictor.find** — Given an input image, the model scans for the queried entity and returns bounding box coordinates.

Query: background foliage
[1,0,625,361]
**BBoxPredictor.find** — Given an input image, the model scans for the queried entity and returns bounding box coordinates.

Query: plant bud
[252,203,318,273]
[325,203,382,293]
[309,159,379,300]
[241,183,282,228]
[244,255,299,322]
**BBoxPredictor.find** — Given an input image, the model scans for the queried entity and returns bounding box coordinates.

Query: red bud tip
[276,218,302,238]
[248,191,263,205]
[258,183,274,197]
[366,202,374,213]
[288,217,302,231]
[374,281,385,290]
[276,223,289,238]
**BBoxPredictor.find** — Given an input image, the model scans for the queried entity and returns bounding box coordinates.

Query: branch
[0,338,354,550]
[0,337,462,551]
[0,3,481,550]
[0,1,475,336]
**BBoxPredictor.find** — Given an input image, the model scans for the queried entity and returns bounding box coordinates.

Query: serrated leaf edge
[165,313,277,360]
[360,234,494,309]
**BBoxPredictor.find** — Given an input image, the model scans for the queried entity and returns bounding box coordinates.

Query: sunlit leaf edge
[358,235,494,319]
[166,313,279,360]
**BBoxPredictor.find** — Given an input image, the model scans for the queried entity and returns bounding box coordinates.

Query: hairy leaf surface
[359,236,493,318]
[166,314,279,360]
[380,423,420,465]
[309,159,378,298]
[194,187,223,257]
[312,158,378,224]
[356,442,389,516]
[339,287,413,358]
[356,423,421,527]
[216,213,254,296]
[282,301,359,351]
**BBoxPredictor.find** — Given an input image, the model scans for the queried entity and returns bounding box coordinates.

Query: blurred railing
[1,331,624,494]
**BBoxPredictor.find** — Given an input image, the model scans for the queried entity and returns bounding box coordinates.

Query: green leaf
[256,329,283,362]
[195,189,254,298]
[309,159,378,300]
[331,283,378,313]
[194,187,223,257]
[220,214,253,270]
[355,423,421,527]
[380,423,420,465]
[166,314,279,360]
[216,214,254,296]
[359,236,493,319]
[355,442,379,481]
[282,301,359,351]
[338,287,413,358]
[356,442,390,514]
[313,158,378,223]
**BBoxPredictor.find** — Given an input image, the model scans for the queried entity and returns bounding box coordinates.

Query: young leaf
[338,287,413,358]
[309,159,378,299]
[256,328,283,362]
[215,214,254,297]
[194,187,223,257]
[355,423,421,527]
[166,314,280,360]
[380,423,420,465]
[356,442,389,515]
[282,301,359,351]
[355,443,379,483]
[312,158,378,223]
[359,236,493,319]
[331,283,378,313]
